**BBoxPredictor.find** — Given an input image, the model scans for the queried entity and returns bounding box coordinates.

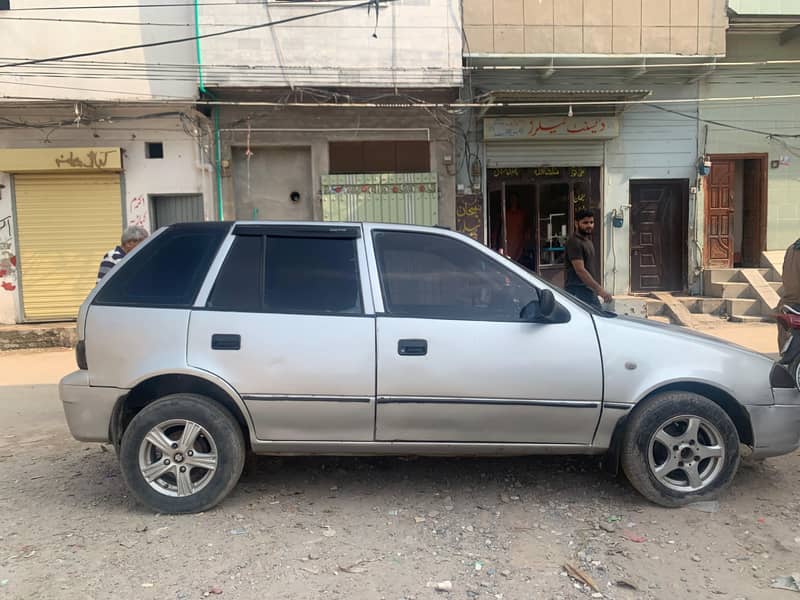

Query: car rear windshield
[94,223,229,308]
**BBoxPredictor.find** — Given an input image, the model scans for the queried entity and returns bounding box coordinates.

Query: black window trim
[205,230,366,317]
[233,224,361,239]
[371,229,547,324]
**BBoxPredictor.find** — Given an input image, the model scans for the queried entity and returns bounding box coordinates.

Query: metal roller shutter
[14,172,122,321]
[151,194,204,229]
[485,141,605,168]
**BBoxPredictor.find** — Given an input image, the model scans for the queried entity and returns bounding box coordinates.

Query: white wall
[604,84,700,295]
[700,34,800,251]
[0,171,16,323]
[199,0,462,88]
[0,107,213,323]
[0,1,197,101]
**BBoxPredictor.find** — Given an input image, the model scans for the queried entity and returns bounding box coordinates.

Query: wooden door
[630,180,687,292]
[705,160,736,268]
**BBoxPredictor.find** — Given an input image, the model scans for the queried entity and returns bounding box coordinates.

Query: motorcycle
[776,303,800,388]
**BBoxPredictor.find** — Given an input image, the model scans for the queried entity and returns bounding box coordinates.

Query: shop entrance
[487,167,601,288]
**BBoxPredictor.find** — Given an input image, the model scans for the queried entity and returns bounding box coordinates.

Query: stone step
[704,267,777,286]
[651,292,699,327]
[762,251,784,275]
[740,268,782,311]
[729,314,773,323]
[647,315,673,325]
[642,297,666,317]
[727,297,764,317]
[672,296,725,315]
[705,281,757,300]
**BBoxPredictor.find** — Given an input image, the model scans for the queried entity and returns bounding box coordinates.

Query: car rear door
[188,224,376,441]
[367,226,603,445]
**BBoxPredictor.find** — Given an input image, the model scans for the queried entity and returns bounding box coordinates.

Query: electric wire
[0,0,388,69]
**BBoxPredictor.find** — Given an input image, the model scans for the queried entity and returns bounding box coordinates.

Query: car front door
[367,227,603,445]
[188,224,376,441]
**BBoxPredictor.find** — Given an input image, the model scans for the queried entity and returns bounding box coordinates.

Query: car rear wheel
[621,391,740,507]
[119,394,245,514]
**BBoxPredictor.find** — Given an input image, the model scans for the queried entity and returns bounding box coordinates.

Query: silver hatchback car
[60,221,800,514]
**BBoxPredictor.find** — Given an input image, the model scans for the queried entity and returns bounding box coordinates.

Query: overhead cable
[0,0,390,69]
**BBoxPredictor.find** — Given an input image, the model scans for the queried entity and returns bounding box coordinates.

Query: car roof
[168,220,452,234]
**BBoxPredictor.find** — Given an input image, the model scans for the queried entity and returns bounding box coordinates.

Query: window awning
[476,88,653,117]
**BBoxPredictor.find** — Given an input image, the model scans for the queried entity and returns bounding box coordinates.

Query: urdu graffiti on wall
[455,194,483,241]
[0,215,17,292]
[54,149,117,169]
[128,196,147,227]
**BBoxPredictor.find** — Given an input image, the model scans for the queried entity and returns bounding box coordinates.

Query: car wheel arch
[110,373,253,452]
[603,381,754,475]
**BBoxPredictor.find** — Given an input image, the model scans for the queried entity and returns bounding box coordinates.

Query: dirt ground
[1,323,798,600]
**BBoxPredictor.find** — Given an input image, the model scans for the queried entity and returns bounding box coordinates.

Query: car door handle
[211,334,241,351]
[398,339,427,356]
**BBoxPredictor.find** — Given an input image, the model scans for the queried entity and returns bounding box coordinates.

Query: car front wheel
[621,391,740,507]
[119,394,245,514]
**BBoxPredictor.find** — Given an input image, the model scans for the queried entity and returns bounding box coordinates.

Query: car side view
[60,221,800,514]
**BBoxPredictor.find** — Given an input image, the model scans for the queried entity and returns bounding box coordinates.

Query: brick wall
[464,0,727,55]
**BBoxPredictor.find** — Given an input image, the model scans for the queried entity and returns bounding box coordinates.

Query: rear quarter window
[94,224,229,308]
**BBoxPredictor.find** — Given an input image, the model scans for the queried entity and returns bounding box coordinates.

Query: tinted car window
[264,236,362,315]
[95,225,227,307]
[373,231,538,321]
[207,235,263,312]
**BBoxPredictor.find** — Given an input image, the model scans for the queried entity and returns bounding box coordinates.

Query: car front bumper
[60,370,126,443]
[747,389,800,459]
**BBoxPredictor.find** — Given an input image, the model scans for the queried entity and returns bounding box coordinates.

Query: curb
[0,324,77,351]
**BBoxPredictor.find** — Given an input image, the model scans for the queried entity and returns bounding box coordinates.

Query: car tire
[119,394,245,514]
[621,391,740,507]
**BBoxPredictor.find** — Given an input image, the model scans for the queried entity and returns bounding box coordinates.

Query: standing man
[777,238,800,349]
[564,209,612,309]
[505,194,529,262]
[97,225,149,283]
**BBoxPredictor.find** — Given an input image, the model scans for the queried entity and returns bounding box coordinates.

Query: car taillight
[776,313,800,329]
[76,340,88,370]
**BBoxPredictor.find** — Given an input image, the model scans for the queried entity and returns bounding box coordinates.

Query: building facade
[698,3,800,273]
[195,0,463,228]
[458,0,730,295]
[2,0,798,324]
[0,2,210,323]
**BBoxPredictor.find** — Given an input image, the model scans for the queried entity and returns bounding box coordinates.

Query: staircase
[614,252,784,327]
[701,260,782,322]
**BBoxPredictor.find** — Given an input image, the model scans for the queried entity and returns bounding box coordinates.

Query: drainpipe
[195,0,224,221]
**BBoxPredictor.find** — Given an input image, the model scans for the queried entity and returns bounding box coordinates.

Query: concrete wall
[464,0,727,55]
[0,1,197,101]
[215,107,456,228]
[699,34,800,252]
[198,0,462,88]
[232,146,314,221]
[0,171,16,324]
[604,84,700,294]
[0,106,212,323]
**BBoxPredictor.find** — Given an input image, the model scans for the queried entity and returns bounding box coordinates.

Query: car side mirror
[520,289,571,324]
[539,289,556,317]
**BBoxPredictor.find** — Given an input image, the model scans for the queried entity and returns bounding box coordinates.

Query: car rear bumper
[60,370,126,443]
[748,389,800,458]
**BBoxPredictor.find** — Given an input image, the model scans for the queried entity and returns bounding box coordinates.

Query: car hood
[610,315,772,362]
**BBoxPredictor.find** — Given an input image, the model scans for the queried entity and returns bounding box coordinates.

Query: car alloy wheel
[647,415,725,493]
[138,419,219,498]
